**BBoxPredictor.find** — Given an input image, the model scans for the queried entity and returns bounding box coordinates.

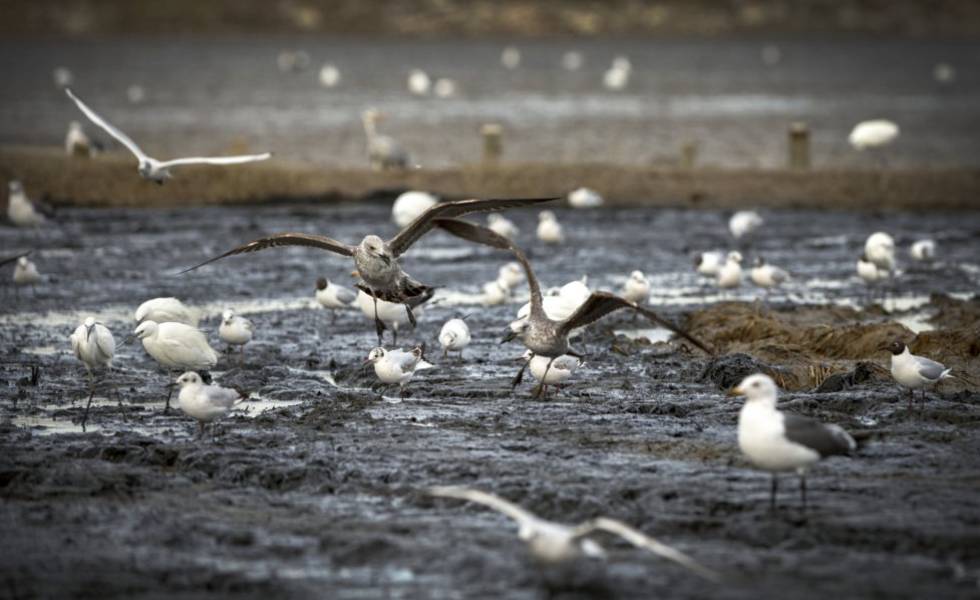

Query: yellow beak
[350,270,360,278]
[727,386,744,397]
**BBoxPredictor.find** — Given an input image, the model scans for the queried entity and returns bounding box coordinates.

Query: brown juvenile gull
[182,197,556,345]
[428,486,720,581]
[433,218,713,397]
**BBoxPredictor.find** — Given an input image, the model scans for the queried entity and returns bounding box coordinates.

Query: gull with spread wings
[65,88,271,184]
[182,197,556,345]
[433,219,713,397]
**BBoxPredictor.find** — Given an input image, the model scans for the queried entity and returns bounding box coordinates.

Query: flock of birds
[1,46,964,582]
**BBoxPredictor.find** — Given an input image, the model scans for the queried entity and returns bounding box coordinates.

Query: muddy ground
[1,202,979,599]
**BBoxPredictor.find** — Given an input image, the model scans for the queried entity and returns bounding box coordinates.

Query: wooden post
[788,122,810,169]
[680,142,698,169]
[481,123,502,165]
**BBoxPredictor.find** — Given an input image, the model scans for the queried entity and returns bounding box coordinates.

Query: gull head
[729,373,778,405]
[539,210,556,222]
[222,309,235,325]
[359,235,392,264]
[69,120,83,132]
[133,320,158,340]
[753,256,766,267]
[361,108,382,124]
[316,277,328,291]
[727,251,743,264]
[502,318,530,344]
[364,347,386,366]
[17,256,29,267]
[8,180,23,194]
[176,371,204,388]
[629,270,645,281]
[882,340,908,355]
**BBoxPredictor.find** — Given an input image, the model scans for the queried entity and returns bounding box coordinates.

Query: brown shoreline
[2,146,979,211]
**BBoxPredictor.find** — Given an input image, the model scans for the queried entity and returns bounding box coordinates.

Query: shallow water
[1,202,979,598]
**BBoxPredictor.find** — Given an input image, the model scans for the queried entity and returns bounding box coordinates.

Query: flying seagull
[182,197,556,345]
[433,218,712,397]
[428,486,720,581]
[65,88,271,184]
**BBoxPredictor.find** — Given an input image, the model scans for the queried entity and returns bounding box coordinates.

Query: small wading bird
[438,317,471,359]
[131,320,218,413]
[731,374,856,511]
[519,350,582,397]
[135,297,201,327]
[7,181,48,227]
[12,256,42,292]
[315,277,357,323]
[433,219,712,397]
[65,88,271,184]
[882,340,952,407]
[70,317,116,428]
[361,108,410,171]
[218,309,254,362]
[182,197,557,346]
[364,346,433,398]
[427,486,720,581]
[175,371,248,439]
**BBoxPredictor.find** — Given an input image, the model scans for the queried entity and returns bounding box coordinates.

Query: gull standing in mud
[70,317,116,427]
[487,213,520,240]
[218,309,253,362]
[65,121,98,157]
[536,210,564,244]
[133,320,219,413]
[364,346,433,398]
[856,253,889,302]
[482,279,511,306]
[12,256,42,294]
[65,89,271,184]
[695,251,725,277]
[729,210,763,241]
[315,277,357,323]
[362,108,411,171]
[909,239,937,262]
[864,232,896,272]
[135,297,201,327]
[882,341,952,407]
[434,219,711,397]
[427,486,719,580]
[567,187,604,209]
[716,252,743,290]
[732,373,856,511]
[622,270,651,305]
[392,191,438,228]
[750,257,789,290]
[498,261,525,288]
[183,197,556,346]
[6,181,47,227]
[175,371,247,439]
[438,317,471,359]
[520,350,582,397]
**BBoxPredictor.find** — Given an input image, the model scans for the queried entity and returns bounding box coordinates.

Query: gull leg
[81,382,95,432]
[770,474,778,512]
[908,388,914,409]
[442,348,448,359]
[511,358,530,389]
[372,295,384,346]
[404,304,417,328]
[197,421,205,440]
[164,373,175,414]
[533,358,556,399]
[392,325,398,346]
[799,473,807,512]
[331,310,337,325]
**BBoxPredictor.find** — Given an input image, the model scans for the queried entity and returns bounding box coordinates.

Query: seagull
[729,210,763,240]
[694,251,725,277]
[433,78,458,99]
[487,213,520,240]
[218,309,253,360]
[183,197,556,345]
[849,119,899,151]
[126,84,146,104]
[536,210,564,244]
[13,256,41,290]
[731,373,856,511]
[498,261,525,288]
[318,64,341,88]
[361,108,410,171]
[864,232,895,271]
[65,88,271,184]
[135,297,201,327]
[520,350,582,397]
[434,219,712,397]
[438,317,471,359]
[501,46,521,69]
[65,121,97,157]
[392,191,438,228]
[315,277,357,323]
[355,289,433,345]
[70,317,116,427]
[603,61,631,91]
[427,486,719,580]
[882,341,952,406]
[909,239,937,262]
[6,181,46,227]
[622,270,650,305]
[561,51,584,71]
[483,279,512,306]
[364,346,433,398]
[567,187,604,208]
[749,257,789,289]
[716,252,743,289]
[133,320,218,413]
[856,253,889,285]
[517,277,590,324]
[407,69,431,95]
[175,371,247,439]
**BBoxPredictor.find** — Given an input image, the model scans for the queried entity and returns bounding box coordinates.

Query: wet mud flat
[1,202,980,598]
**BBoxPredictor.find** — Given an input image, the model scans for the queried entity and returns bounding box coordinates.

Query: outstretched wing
[387,197,557,257]
[180,233,354,273]
[65,88,146,161]
[432,218,545,321]
[428,486,538,529]
[575,517,721,583]
[157,153,272,169]
[558,292,713,355]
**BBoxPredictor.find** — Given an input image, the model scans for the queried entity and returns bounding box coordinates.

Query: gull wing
[558,292,713,355]
[432,218,545,321]
[914,356,948,381]
[334,284,357,304]
[428,486,539,530]
[65,88,147,161]
[156,153,272,169]
[180,233,355,273]
[0,250,32,268]
[782,413,856,456]
[576,517,721,582]
[387,197,557,257]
